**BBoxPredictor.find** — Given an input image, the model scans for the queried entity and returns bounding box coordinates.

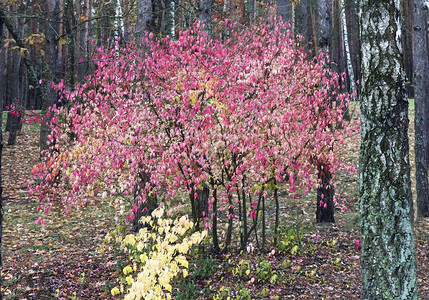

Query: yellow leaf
[111,287,120,296]
[59,38,66,45]
[125,275,134,285]
[123,265,133,275]
[18,47,28,57]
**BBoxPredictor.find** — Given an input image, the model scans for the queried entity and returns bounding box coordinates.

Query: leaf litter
[1,109,428,299]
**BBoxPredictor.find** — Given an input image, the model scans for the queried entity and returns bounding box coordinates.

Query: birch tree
[359,0,418,298]
[413,0,429,218]
[341,0,355,93]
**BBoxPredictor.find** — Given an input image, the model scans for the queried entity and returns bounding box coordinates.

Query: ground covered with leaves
[2,109,429,299]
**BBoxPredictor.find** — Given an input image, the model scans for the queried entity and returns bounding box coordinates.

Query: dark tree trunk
[345,0,360,92]
[102,0,116,46]
[0,15,5,112]
[132,171,158,232]
[87,0,94,74]
[6,3,24,146]
[40,0,61,152]
[297,0,309,41]
[158,0,167,35]
[403,0,414,98]
[161,0,174,37]
[7,111,22,146]
[317,0,332,50]
[122,0,131,42]
[359,0,418,298]
[199,0,212,31]
[77,0,89,81]
[307,2,318,57]
[316,163,335,222]
[64,0,76,88]
[331,0,346,74]
[0,77,3,300]
[277,0,292,24]
[211,186,220,253]
[413,0,429,218]
[0,14,4,300]
[194,182,209,218]
[341,0,359,96]
[315,0,335,223]
[136,0,153,40]
[0,6,42,110]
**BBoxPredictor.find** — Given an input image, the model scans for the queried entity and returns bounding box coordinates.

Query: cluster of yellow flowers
[107,206,207,299]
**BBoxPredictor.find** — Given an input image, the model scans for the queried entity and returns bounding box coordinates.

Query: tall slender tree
[297,0,309,40]
[77,0,90,81]
[136,0,153,40]
[0,10,5,112]
[341,0,355,93]
[315,0,335,223]
[64,0,76,88]
[413,0,429,218]
[359,0,418,298]
[317,0,332,49]
[277,0,292,24]
[403,0,413,98]
[199,0,212,30]
[40,0,62,151]
[5,2,25,146]
[0,13,4,300]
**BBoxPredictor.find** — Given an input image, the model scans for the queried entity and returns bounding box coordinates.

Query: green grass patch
[2,110,42,133]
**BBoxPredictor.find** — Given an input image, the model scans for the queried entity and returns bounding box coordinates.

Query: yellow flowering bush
[105,206,207,300]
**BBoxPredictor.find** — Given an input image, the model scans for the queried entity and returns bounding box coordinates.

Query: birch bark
[341,0,355,93]
[359,0,418,298]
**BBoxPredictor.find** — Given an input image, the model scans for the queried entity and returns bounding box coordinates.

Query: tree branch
[0,7,41,91]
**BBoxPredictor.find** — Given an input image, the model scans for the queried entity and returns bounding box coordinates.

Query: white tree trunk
[359,0,418,298]
[340,0,355,93]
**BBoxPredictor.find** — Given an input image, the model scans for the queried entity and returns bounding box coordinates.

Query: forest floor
[2,105,429,300]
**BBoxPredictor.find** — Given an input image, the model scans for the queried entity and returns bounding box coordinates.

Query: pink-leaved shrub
[28,19,357,251]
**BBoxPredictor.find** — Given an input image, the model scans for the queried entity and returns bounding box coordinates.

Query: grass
[2,110,42,134]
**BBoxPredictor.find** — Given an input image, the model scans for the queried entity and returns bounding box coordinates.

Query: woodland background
[0,0,428,299]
